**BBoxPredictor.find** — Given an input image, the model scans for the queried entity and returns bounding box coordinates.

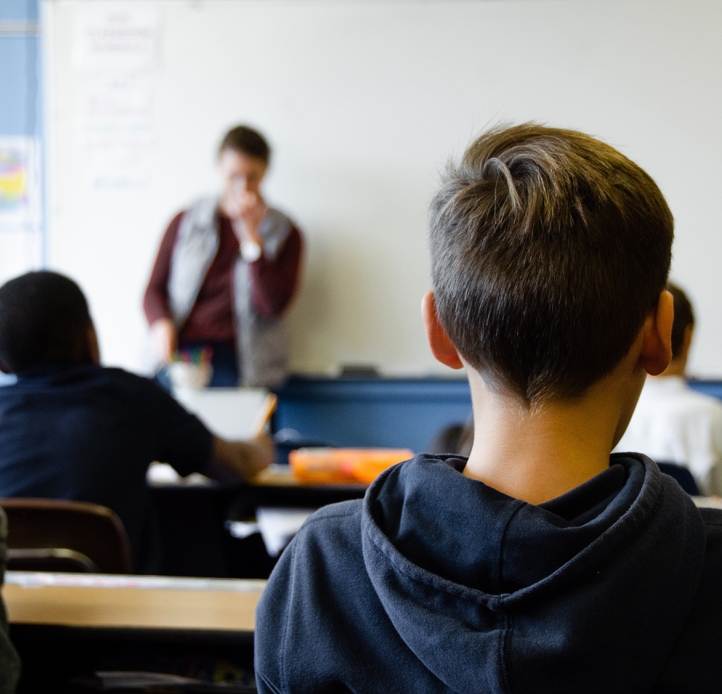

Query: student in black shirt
[0,271,272,568]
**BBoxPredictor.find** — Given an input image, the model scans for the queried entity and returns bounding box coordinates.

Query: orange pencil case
[289,448,414,485]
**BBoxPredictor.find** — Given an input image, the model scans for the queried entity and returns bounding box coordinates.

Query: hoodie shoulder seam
[497,502,525,593]
[279,539,297,693]
[366,522,501,607]
[301,505,360,532]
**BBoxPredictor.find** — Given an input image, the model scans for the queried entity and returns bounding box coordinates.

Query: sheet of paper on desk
[146,463,213,486]
[172,387,270,440]
[256,507,316,557]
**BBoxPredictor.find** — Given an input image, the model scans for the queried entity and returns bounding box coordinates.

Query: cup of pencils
[167,347,214,390]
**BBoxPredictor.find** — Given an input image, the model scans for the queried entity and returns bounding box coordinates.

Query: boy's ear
[421,291,464,370]
[639,289,674,376]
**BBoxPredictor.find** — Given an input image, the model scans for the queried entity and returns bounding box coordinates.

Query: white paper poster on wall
[77,77,154,190]
[71,3,161,192]
[73,3,159,74]
[78,77,153,146]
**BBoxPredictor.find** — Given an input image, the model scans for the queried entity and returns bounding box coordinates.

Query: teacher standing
[143,126,303,387]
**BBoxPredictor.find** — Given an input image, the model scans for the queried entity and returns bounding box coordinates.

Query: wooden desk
[149,463,367,491]
[253,466,324,487]
[3,572,265,632]
[5,573,264,692]
[257,463,376,489]
[233,464,367,510]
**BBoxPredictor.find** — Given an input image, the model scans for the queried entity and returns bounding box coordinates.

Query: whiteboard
[44,0,722,378]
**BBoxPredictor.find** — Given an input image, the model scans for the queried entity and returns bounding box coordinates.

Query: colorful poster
[0,137,40,228]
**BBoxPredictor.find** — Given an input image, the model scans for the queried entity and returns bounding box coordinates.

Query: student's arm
[205,433,274,483]
[249,226,303,317]
[147,378,273,481]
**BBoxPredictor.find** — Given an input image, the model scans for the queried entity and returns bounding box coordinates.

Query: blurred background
[3,0,722,379]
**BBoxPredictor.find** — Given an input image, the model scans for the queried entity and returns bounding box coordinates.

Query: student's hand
[242,432,275,477]
[151,318,177,364]
[210,434,274,481]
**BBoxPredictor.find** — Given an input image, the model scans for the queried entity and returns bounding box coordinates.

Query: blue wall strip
[1,0,44,267]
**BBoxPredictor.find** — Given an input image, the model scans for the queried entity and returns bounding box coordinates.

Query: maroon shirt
[143,210,303,343]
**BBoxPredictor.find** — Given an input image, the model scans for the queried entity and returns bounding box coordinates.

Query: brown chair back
[0,498,132,574]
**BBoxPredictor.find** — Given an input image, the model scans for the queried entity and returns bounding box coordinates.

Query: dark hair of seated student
[0,271,99,374]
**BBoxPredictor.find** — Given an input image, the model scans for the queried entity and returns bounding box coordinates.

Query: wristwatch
[241,240,262,263]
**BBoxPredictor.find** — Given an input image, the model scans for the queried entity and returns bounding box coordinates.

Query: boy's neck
[463,366,643,505]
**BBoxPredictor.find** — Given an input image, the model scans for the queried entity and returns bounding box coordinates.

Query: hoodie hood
[361,454,706,694]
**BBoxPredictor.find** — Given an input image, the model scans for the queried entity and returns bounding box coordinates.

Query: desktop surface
[3,572,265,633]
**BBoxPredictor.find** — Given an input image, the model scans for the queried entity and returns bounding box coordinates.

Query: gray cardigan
[167,197,293,387]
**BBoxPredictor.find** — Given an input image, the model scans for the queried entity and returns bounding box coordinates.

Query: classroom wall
[44,0,722,378]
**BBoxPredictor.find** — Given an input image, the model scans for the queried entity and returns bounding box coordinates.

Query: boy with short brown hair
[255,125,722,693]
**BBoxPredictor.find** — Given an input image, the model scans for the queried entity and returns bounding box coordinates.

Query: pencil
[252,393,278,437]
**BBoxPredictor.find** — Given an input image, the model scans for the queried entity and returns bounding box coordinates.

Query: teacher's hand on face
[225,189,268,245]
[218,147,269,240]
[238,191,268,240]
[151,317,178,364]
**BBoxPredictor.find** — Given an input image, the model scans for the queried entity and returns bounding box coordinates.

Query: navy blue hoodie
[255,454,722,693]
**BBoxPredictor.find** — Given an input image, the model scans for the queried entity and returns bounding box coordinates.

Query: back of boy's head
[0,271,92,374]
[667,282,694,359]
[430,123,674,404]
